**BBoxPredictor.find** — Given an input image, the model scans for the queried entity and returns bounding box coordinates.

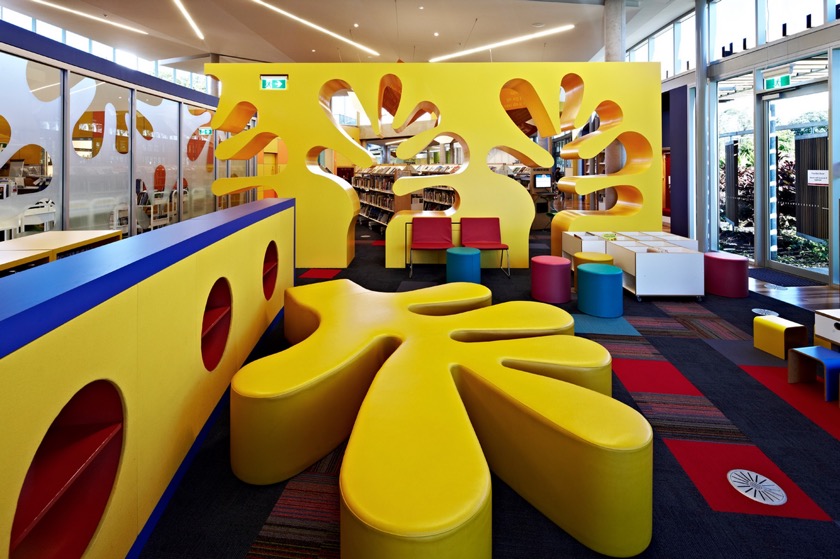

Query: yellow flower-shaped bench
[231,279,653,558]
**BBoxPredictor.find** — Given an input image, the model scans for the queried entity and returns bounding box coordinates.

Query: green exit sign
[198,127,212,136]
[765,74,791,90]
[260,74,288,91]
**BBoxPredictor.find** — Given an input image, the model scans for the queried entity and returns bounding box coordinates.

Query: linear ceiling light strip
[429,24,574,62]
[251,0,379,57]
[28,0,148,34]
[174,0,204,40]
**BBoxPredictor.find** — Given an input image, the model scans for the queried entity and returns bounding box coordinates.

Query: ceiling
[1,0,694,73]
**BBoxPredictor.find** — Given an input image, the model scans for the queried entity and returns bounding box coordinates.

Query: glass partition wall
[0,48,218,241]
[0,52,62,238]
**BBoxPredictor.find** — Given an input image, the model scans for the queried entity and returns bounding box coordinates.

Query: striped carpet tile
[246,447,344,559]
[625,316,697,338]
[677,317,751,340]
[632,392,751,443]
[653,301,716,317]
[581,333,664,360]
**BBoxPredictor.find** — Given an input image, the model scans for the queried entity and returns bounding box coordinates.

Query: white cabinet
[607,241,704,301]
[561,231,704,300]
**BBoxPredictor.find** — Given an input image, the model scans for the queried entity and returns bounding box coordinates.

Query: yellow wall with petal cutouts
[205,63,662,270]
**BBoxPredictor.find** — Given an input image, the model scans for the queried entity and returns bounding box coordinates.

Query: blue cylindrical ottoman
[446,247,481,283]
[576,263,623,317]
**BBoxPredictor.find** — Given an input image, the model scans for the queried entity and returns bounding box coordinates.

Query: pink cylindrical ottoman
[531,255,571,304]
[704,251,749,298]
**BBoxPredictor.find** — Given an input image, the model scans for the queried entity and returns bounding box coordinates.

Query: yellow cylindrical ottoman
[573,251,614,291]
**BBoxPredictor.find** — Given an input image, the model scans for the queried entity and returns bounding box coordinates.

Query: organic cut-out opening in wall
[202,277,233,371]
[263,240,279,300]
[10,380,124,559]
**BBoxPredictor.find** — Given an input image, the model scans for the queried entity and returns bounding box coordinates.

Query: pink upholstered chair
[408,217,454,277]
[460,217,510,277]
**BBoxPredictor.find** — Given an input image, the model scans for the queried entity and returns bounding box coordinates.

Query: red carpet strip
[665,439,830,520]
[613,357,828,519]
[741,365,840,442]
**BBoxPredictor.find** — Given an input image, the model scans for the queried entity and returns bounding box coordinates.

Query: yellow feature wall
[0,204,294,559]
[206,62,661,270]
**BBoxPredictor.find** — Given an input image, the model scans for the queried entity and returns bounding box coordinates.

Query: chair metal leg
[409,249,414,278]
[501,249,510,277]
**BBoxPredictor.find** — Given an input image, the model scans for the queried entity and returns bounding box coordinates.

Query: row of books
[359,205,392,225]
[358,191,398,210]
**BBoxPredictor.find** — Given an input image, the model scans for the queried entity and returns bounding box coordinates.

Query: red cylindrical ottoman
[704,251,749,298]
[531,255,571,304]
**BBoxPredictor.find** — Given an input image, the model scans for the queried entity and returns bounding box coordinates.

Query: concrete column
[603,0,625,209]
[208,53,221,97]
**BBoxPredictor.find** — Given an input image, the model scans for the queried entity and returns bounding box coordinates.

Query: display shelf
[262,241,278,300]
[11,423,122,551]
[201,278,232,370]
[10,380,123,559]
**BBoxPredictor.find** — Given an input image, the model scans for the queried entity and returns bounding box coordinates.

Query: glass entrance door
[762,86,829,279]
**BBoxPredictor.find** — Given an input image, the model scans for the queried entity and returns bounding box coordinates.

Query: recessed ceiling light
[29,0,148,34]
[419,6,425,10]
[532,22,545,28]
[311,49,316,52]
[433,32,439,37]
[429,24,575,62]
[173,0,204,40]
[353,23,359,28]
[252,0,379,56]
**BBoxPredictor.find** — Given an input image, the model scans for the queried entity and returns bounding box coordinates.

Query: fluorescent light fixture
[429,24,574,62]
[252,0,379,56]
[173,0,204,40]
[29,0,148,34]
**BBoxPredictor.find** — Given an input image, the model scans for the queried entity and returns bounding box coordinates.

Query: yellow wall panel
[206,63,661,270]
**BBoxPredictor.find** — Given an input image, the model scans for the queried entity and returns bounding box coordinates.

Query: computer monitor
[534,173,552,189]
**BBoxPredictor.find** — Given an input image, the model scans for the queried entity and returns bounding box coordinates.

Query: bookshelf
[412,164,462,211]
[353,165,413,229]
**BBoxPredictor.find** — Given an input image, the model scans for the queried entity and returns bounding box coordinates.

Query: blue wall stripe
[0,198,295,358]
[0,20,217,107]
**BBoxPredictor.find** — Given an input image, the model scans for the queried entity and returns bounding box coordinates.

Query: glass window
[115,50,138,71]
[630,41,649,63]
[651,27,674,80]
[182,105,215,219]
[767,0,824,42]
[191,73,208,93]
[675,12,696,73]
[65,31,90,52]
[67,75,130,231]
[2,8,33,31]
[35,20,63,43]
[137,58,156,76]
[158,65,175,83]
[174,69,191,89]
[0,53,62,236]
[716,73,755,258]
[712,0,756,61]
[91,41,114,61]
[134,93,179,231]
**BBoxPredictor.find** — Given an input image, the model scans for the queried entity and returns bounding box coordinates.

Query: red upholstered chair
[408,217,454,277]
[461,217,510,277]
